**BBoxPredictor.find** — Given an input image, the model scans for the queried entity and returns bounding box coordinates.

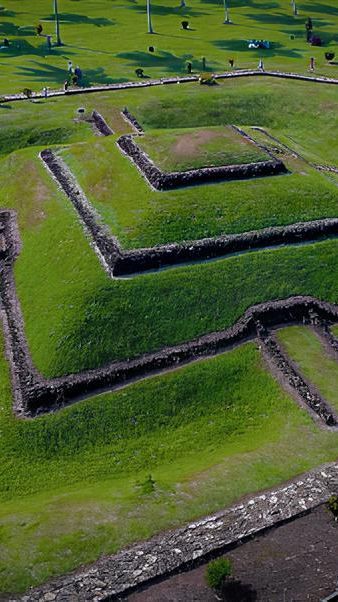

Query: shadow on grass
[201,0,278,7]
[116,49,220,73]
[127,3,209,17]
[0,9,18,18]
[42,13,115,27]
[0,39,58,59]
[246,12,331,27]
[213,39,302,58]
[0,22,36,37]
[306,3,338,17]
[15,62,122,86]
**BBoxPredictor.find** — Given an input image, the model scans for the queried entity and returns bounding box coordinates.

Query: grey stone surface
[91,110,114,136]
[11,463,338,601]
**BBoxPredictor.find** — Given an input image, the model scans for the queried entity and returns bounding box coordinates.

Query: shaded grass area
[0,0,337,94]
[1,331,338,593]
[137,125,268,171]
[276,325,338,413]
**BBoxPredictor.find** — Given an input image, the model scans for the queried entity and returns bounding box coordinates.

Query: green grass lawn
[2,331,338,593]
[276,325,338,413]
[137,125,269,171]
[0,15,338,594]
[0,0,337,95]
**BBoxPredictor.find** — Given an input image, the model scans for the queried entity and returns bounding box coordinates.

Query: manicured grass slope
[277,325,338,413]
[2,332,338,592]
[0,0,337,94]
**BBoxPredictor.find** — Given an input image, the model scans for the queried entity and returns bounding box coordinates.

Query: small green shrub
[22,88,33,99]
[136,474,156,495]
[198,73,216,86]
[205,557,232,590]
[327,495,338,519]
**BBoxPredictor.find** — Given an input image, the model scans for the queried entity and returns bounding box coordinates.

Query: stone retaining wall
[91,110,114,136]
[117,133,286,191]
[121,108,144,134]
[40,149,122,275]
[2,70,338,103]
[257,321,337,425]
[115,218,338,275]
[13,463,338,601]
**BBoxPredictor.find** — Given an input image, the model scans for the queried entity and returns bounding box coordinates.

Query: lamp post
[147,0,154,33]
[53,0,62,45]
[223,0,231,23]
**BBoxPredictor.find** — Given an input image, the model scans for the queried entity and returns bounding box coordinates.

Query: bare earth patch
[172,129,224,159]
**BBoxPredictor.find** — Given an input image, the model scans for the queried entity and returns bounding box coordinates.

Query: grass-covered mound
[1,333,338,593]
[277,325,338,413]
[136,125,269,172]
[0,0,336,94]
[58,78,338,249]
[0,80,336,379]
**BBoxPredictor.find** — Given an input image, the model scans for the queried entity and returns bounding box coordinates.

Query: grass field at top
[136,125,269,171]
[277,325,338,413]
[0,0,337,95]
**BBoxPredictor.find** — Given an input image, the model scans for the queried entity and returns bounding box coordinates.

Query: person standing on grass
[310,56,315,71]
[258,58,264,71]
[67,60,73,73]
[74,66,82,84]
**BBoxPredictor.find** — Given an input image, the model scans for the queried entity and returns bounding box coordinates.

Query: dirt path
[126,505,338,602]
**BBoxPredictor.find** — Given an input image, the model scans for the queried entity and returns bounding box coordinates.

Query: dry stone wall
[2,71,338,103]
[91,110,114,136]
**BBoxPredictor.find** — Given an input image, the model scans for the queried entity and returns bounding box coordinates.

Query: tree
[147,0,154,34]
[53,0,63,46]
[223,0,231,23]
